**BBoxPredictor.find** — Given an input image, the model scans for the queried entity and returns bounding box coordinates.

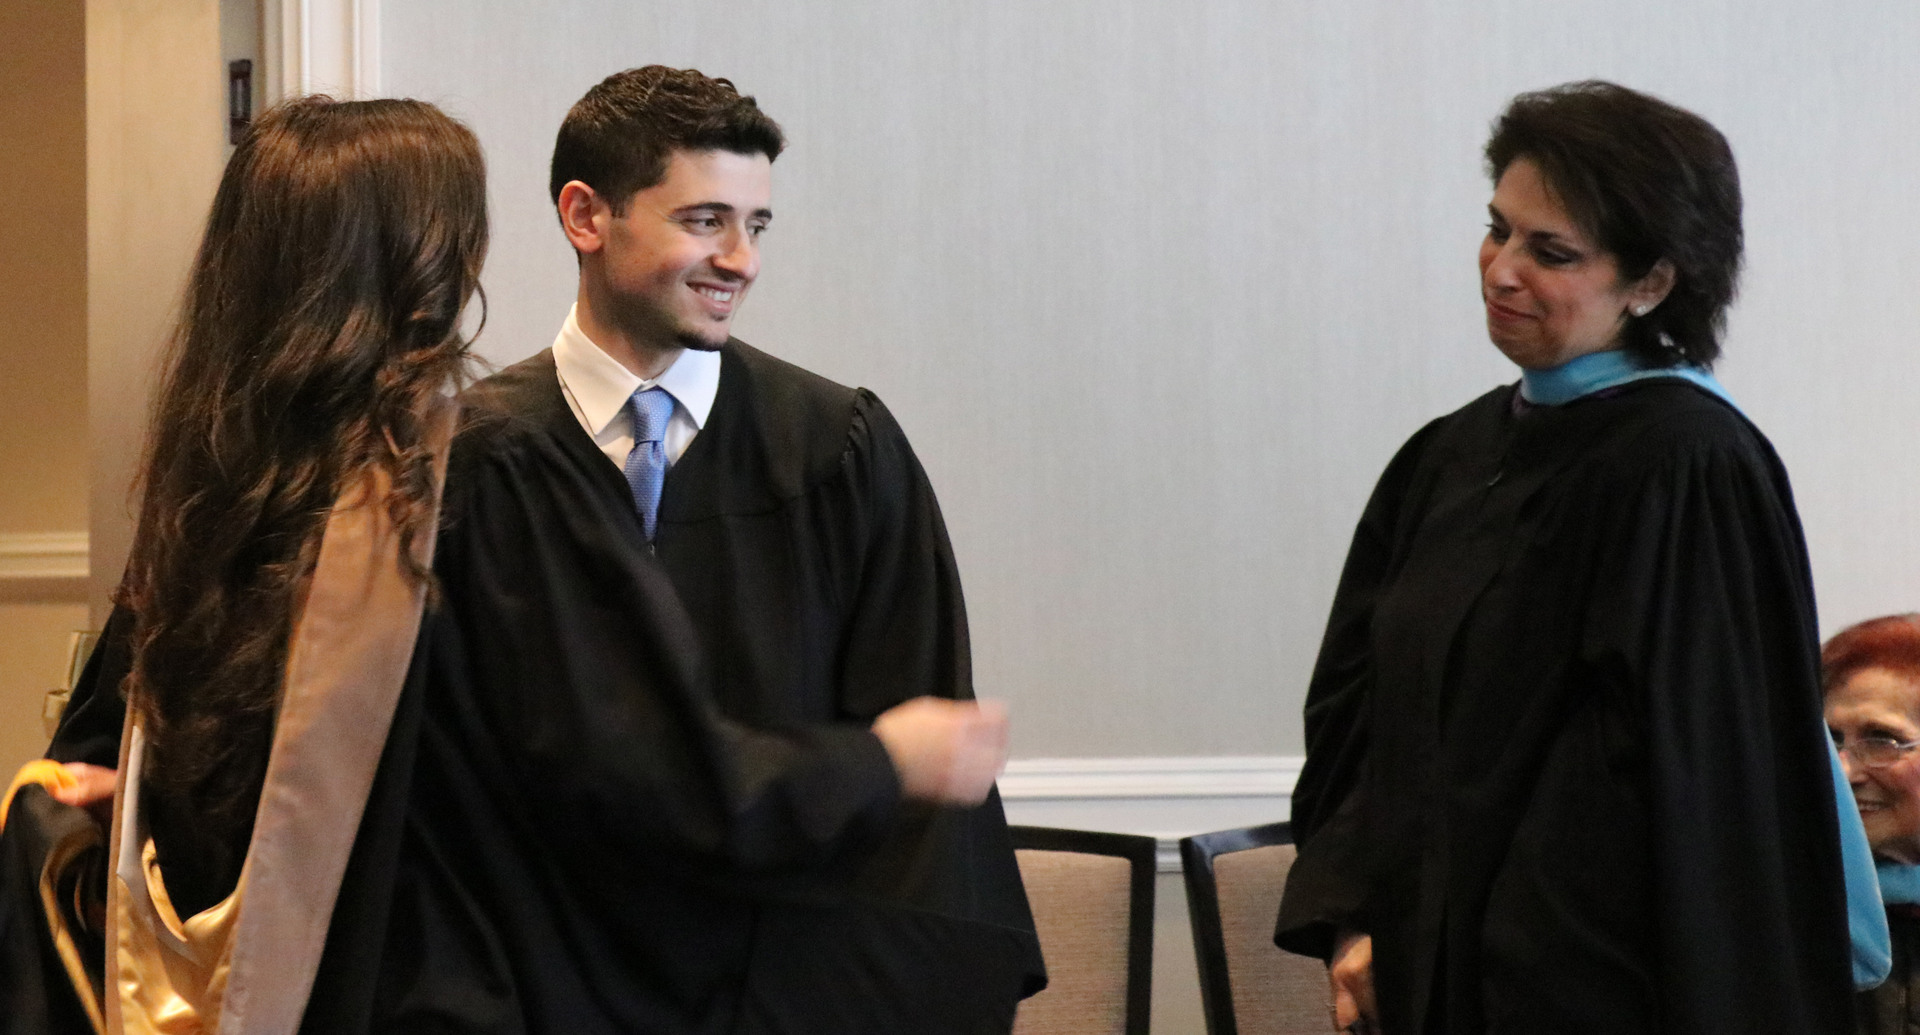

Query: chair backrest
[1180,822,1330,1035]
[1008,825,1156,1035]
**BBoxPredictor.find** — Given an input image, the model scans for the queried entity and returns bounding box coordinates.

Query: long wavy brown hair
[121,96,488,893]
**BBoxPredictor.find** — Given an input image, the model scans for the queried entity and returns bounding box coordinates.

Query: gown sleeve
[1276,418,1444,960]
[1581,413,1854,1033]
[839,391,1047,959]
[436,420,904,878]
[834,390,971,714]
[45,605,132,768]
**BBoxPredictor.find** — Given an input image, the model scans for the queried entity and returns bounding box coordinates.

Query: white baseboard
[0,532,89,580]
[999,755,1299,871]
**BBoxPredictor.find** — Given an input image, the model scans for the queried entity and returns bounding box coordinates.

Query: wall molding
[266,0,382,103]
[0,533,89,580]
[1000,756,1298,871]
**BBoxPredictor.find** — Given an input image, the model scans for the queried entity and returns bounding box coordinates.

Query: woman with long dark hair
[122,94,491,921]
[36,96,1008,1033]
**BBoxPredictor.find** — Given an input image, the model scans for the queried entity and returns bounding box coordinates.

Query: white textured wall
[381,1,1920,761]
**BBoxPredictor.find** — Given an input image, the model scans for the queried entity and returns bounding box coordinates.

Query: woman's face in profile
[1827,667,1920,863]
[1477,158,1640,371]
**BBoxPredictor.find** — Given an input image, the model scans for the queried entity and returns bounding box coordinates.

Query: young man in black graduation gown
[38,414,1015,1034]
[470,66,1043,1033]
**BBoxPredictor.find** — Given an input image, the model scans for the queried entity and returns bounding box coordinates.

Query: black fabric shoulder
[724,340,861,489]
[460,349,568,428]
[661,341,860,519]
[726,339,860,425]
[1373,400,1473,499]
[1359,383,1514,549]
[1583,380,1770,461]
[1405,381,1514,457]
[449,348,638,536]
[845,389,913,462]
[1567,381,1797,519]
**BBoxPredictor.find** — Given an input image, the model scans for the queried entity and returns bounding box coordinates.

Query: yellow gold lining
[2,759,78,829]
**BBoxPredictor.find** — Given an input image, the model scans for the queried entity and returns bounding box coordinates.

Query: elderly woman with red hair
[1826,613,1920,1034]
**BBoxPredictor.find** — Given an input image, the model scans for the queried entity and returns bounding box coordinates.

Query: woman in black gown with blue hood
[1275,81,1873,1034]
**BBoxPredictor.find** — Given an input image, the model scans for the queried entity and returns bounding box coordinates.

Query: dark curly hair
[123,96,487,906]
[548,65,785,214]
[1486,81,1743,369]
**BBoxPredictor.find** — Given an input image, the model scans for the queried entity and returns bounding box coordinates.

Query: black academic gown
[1275,380,1853,1035]
[46,395,909,1035]
[1856,909,1920,1035]
[473,342,1045,1035]
[0,785,105,1035]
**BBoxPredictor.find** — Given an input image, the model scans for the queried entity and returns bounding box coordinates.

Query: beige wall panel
[86,0,225,621]
[0,602,91,773]
[381,2,1920,762]
[0,0,88,535]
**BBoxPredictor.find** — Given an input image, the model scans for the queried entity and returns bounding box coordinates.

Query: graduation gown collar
[1518,347,1738,412]
[469,340,864,526]
[657,340,864,522]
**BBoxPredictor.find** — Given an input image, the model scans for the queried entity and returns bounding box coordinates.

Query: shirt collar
[551,304,721,436]
[653,337,721,430]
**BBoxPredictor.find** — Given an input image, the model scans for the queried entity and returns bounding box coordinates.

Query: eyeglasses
[1833,733,1920,769]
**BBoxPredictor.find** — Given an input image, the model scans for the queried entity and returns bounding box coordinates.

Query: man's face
[593,148,773,352]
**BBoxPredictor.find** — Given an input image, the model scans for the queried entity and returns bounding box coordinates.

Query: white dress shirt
[551,304,721,470]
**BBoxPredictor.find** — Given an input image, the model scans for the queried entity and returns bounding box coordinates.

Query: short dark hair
[1824,614,1920,696]
[1485,81,1743,369]
[549,66,785,214]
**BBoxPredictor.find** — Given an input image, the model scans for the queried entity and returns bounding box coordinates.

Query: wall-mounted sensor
[229,59,252,144]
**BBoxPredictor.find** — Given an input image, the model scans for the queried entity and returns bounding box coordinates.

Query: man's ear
[556,181,608,255]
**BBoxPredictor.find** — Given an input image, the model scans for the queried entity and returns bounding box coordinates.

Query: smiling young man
[466,67,1043,1033]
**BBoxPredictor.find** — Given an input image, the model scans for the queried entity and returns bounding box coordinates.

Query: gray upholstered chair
[1180,822,1331,1035]
[1008,825,1156,1035]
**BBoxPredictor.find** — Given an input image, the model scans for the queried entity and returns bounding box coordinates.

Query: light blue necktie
[624,387,673,541]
